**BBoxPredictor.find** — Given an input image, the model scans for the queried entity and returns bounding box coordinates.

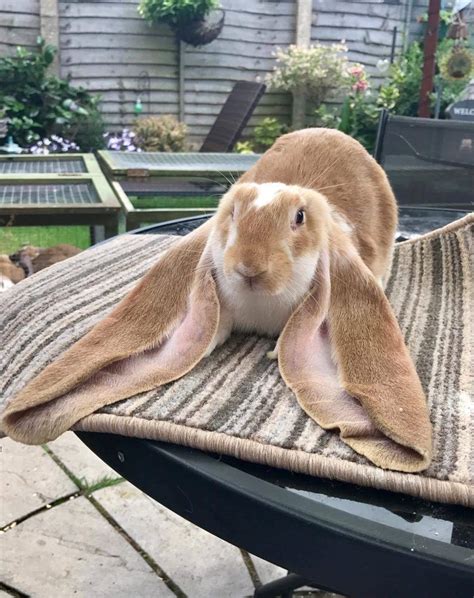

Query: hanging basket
[174,9,224,47]
[440,46,474,80]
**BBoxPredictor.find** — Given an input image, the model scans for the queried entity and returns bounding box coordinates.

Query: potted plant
[138,0,224,47]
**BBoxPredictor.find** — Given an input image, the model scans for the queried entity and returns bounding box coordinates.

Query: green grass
[130,195,218,209]
[0,196,219,254]
[0,225,91,254]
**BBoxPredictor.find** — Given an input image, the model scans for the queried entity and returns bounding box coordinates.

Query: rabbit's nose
[234,264,267,280]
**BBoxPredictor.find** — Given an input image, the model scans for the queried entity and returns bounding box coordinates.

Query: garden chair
[374,109,474,211]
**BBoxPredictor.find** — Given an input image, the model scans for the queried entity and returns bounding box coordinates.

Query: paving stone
[0,437,78,527]
[0,496,174,598]
[47,432,119,487]
[95,482,255,598]
[250,553,287,585]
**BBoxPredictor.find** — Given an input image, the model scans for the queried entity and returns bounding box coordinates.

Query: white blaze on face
[253,183,286,209]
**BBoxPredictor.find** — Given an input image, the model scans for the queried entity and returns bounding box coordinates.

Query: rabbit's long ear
[279,238,432,472]
[2,220,220,444]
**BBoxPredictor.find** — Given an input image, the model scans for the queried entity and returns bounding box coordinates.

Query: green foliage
[234,141,255,154]
[235,117,288,153]
[0,40,104,149]
[253,117,288,150]
[267,44,350,109]
[68,106,105,152]
[0,226,91,253]
[312,40,468,153]
[138,0,219,26]
[133,115,187,151]
[418,9,453,25]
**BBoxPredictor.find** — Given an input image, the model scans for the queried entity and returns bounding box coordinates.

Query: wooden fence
[1,0,471,144]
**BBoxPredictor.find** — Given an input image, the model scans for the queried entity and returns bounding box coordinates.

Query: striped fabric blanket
[0,214,472,506]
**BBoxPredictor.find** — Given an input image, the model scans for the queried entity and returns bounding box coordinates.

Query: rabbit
[205,128,397,354]
[0,254,25,292]
[1,128,432,474]
[10,244,82,275]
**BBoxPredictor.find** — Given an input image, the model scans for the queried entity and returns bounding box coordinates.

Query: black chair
[200,81,266,153]
[374,110,474,211]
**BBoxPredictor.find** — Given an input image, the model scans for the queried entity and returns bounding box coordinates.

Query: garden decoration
[138,0,224,47]
[441,45,474,79]
[447,0,471,39]
[0,136,23,154]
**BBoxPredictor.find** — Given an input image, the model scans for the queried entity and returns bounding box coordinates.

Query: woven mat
[1,215,472,506]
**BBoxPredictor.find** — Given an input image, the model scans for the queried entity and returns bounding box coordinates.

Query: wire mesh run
[0,158,86,175]
[0,183,100,205]
[104,151,259,172]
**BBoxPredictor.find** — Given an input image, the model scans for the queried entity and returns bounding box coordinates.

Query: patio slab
[0,437,78,528]
[47,431,120,486]
[251,554,287,585]
[94,482,255,598]
[0,495,173,597]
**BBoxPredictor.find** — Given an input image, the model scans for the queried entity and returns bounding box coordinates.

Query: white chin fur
[0,275,15,292]
[211,233,318,337]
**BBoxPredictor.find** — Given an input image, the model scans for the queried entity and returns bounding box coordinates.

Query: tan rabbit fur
[1,128,432,474]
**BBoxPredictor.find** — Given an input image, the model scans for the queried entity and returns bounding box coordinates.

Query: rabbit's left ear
[279,238,432,472]
[1,221,220,444]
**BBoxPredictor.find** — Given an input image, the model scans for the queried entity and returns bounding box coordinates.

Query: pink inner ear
[62,289,217,405]
[280,249,380,439]
[287,321,378,436]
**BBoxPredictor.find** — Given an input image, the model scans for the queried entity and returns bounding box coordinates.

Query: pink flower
[349,65,364,78]
[352,80,369,93]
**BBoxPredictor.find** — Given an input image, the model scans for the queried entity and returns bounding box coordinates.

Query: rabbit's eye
[295,209,305,226]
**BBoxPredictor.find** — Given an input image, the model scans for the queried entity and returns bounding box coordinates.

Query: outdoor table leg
[254,573,313,598]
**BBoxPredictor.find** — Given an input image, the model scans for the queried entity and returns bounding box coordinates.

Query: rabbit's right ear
[1,220,220,444]
[279,232,432,472]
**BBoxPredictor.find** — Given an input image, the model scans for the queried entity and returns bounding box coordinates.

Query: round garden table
[77,207,473,598]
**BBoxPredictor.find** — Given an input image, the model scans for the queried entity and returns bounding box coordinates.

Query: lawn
[0,226,91,254]
[0,195,218,254]
[130,195,218,209]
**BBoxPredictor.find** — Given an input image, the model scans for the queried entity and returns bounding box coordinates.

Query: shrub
[253,117,288,151]
[234,117,288,154]
[0,40,104,149]
[138,0,219,26]
[267,43,350,109]
[312,41,467,153]
[134,115,187,152]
